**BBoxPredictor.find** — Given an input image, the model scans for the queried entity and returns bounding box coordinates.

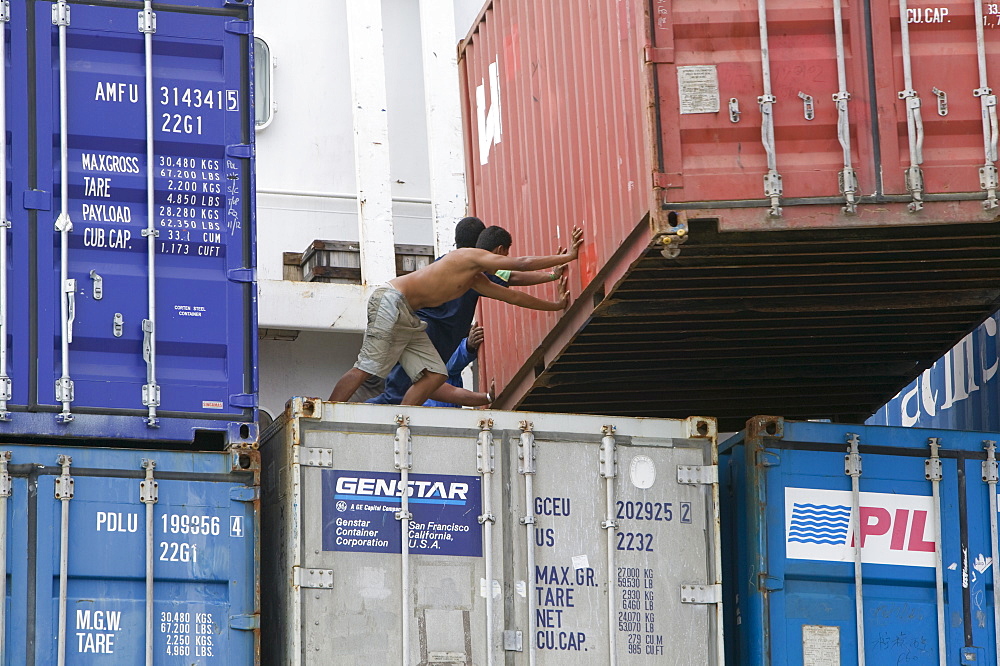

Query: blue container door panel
[964,453,1000,662]
[4,473,30,664]
[31,472,254,664]
[5,3,31,408]
[35,3,252,417]
[763,447,963,664]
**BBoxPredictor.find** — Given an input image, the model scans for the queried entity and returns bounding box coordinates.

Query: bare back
[389,249,488,311]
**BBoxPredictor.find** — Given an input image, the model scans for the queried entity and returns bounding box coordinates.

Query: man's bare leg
[401,371,447,406]
[428,383,491,407]
[329,368,373,402]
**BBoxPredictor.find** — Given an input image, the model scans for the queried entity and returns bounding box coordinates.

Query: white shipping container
[261,400,722,664]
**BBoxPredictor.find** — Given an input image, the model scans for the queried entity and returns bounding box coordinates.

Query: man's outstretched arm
[506,269,561,286]
[471,273,567,311]
[474,227,584,274]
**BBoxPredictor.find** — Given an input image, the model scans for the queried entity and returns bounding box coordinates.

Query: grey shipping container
[260,399,722,665]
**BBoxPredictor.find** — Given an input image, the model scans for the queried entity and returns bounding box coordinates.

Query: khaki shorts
[355,285,448,381]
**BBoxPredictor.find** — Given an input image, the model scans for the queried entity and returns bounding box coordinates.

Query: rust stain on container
[460,0,1000,429]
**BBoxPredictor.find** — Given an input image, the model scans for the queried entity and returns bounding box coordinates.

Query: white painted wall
[253,0,483,417]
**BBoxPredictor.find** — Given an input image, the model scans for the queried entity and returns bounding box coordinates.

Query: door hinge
[229,614,259,631]
[229,486,258,502]
[227,268,255,283]
[229,393,257,408]
[677,464,718,485]
[644,46,674,64]
[301,447,333,468]
[293,566,334,589]
[503,630,523,652]
[226,143,253,159]
[759,573,783,592]
[224,19,252,34]
[680,583,721,604]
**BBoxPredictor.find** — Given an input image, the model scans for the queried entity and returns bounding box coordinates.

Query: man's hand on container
[467,324,485,351]
[567,226,584,261]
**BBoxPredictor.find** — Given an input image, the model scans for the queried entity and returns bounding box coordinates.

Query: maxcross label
[785,487,936,568]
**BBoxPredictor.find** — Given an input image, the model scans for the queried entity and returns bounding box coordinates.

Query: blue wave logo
[788,503,851,545]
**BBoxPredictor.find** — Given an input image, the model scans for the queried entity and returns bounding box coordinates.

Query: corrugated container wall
[2,0,257,447]
[720,418,1000,665]
[0,441,260,664]
[261,400,721,665]
[460,1,1000,429]
[870,311,1000,430]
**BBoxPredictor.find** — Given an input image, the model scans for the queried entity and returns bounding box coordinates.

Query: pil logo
[785,487,936,568]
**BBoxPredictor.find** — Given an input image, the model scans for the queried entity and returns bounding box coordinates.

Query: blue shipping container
[0,441,259,664]
[871,313,1000,432]
[2,0,257,446]
[721,418,1000,665]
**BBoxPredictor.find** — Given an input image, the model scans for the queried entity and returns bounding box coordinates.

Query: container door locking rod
[756,0,783,217]
[477,419,496,666]
[845,434,866,666]
[926,438,947,665]
[140,459,158,666]
[0,451,11,659]
[0,2,11,420]
[973,0,999,209]
[833,0,858,214]
[600,425,618,666]
[518,421,538,666]
[140,1,160,425]
[53,1,74,422]
[897,0,926,211]
[394,415,413,666]
[55,455,74,666]
[983,441,1000,666]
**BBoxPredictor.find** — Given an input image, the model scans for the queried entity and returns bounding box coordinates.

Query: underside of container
[461,0,1000,429]
[502,216,1000,431]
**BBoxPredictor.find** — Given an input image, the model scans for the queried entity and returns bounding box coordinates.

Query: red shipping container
[460,0,1000,428]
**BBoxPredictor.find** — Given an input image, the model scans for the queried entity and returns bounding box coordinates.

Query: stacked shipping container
[0,1,260,662]
[872,312,1000,430]
[459,0,1000,429]
[5,0,257,447]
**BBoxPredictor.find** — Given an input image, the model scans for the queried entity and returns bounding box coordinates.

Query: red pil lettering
[890,509,909,550]
[907,510,936,552]
[859,507,890,547]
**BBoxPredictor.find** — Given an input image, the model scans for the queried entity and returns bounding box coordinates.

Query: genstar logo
[785,487,936,568]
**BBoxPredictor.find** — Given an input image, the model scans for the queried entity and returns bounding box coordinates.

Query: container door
[871,0,1000,199]
[759,444,965,664]
[655,0,875,206]
[4,2,31,411]
[964,444,1000,664]
[297,420,491,664]
[504,428,720,664]
[28,449,256,665]
[32,1,253,418]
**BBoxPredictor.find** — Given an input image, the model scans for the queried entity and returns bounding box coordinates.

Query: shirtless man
[329,226,584,406]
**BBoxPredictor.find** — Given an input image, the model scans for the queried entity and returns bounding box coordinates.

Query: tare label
[322,469,482,557]
[785,487,936,568]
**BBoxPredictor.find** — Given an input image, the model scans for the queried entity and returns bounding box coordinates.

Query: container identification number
[160,86,237,111]
[616,532,654,552]
[162,513,221,536]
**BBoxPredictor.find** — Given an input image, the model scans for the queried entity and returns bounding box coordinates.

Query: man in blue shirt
[423,324,484,408]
